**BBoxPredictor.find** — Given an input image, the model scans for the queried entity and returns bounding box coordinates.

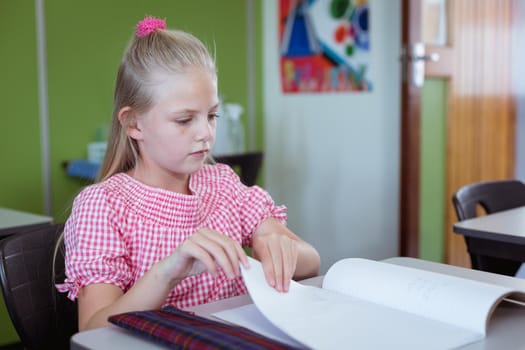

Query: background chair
[0,223,77,349]
[452,179,525,276]
[214,151,263,187]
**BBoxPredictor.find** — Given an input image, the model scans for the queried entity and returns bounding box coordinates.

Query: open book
[213,257,525,350]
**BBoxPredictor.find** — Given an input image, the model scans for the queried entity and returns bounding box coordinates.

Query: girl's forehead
[149,70,218,108]
[152,69,216,91]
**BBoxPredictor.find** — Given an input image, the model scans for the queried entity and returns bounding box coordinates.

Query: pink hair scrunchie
[136,16,167,37]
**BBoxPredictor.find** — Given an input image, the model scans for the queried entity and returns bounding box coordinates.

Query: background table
[70,257,525,350]
[453,206,525,263]
[0,207,53,238]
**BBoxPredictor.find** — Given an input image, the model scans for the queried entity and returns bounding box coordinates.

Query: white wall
[263,0,401,272]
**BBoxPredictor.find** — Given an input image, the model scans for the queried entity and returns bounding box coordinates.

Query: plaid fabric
[57,164,287,308]
[108,305,306,349]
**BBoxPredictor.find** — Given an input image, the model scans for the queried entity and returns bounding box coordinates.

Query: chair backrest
[452,179,525,275]
[0,223,77,349]
[214,152,263,187]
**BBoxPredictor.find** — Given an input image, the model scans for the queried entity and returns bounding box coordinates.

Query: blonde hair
[96,26,217,182]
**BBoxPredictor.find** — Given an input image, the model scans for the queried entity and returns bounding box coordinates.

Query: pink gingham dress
[56,164,286,308]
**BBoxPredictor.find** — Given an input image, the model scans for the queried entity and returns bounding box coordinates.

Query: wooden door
[400,0,516,266]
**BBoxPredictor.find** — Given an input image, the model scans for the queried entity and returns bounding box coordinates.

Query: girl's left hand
[251,231,299,293]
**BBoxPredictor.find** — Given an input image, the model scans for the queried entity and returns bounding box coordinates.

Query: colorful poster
[279,0,371,93]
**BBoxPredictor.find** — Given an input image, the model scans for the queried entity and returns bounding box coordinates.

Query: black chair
[214,151,263,186]
[452,179,525,276]
[0,223,77,349]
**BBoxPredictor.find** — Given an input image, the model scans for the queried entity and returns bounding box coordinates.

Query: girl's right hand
[78,228,250,330]
[159,228,250,286]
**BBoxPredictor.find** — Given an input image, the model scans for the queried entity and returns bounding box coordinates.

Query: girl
[56,16,320,331]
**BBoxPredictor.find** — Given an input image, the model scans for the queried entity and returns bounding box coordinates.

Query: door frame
[399,0,453,258]
[399,0,422,257]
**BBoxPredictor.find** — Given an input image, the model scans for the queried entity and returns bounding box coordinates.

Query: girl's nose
[196,117,214,142]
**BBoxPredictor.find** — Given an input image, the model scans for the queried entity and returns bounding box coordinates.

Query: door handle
[401,43,440,88]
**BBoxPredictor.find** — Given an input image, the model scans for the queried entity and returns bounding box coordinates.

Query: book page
[322,258,516,335]
[214,257,486,350]
[213,304,305,348]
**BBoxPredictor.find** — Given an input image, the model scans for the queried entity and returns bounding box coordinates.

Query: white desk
[70,257,525,350]
[0,207,53,237]
[453,206,525,245]
[453,206,525,270]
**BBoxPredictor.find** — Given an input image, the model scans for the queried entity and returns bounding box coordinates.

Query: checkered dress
[56,164,286,308]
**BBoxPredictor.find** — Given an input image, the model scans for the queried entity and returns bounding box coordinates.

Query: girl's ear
[118,106,143,141]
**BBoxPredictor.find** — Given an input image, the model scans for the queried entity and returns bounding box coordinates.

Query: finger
[194,230,242,279]
[258,242,276,288]
[237,244,250,269]
[179,238,217,276]
[269,236,298,292]
[199,229,243,276]
[205,229,249,272]
[281,242,298,292]
[271,243,284,292]
[195,239,236,279]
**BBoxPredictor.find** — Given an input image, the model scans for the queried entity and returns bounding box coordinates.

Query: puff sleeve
[56,185,132,300]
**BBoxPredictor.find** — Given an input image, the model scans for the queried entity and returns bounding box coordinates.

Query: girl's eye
[176,118,191,125]
[209,113,220,121]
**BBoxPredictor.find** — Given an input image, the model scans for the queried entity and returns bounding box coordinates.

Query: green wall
[419,79,447,262]
[0,1,43,215]
[0,0,261,344]
[253,1,264,152]
[0,1,41,343]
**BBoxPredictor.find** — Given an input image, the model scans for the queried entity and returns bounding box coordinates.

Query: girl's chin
[185,158,207,172]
